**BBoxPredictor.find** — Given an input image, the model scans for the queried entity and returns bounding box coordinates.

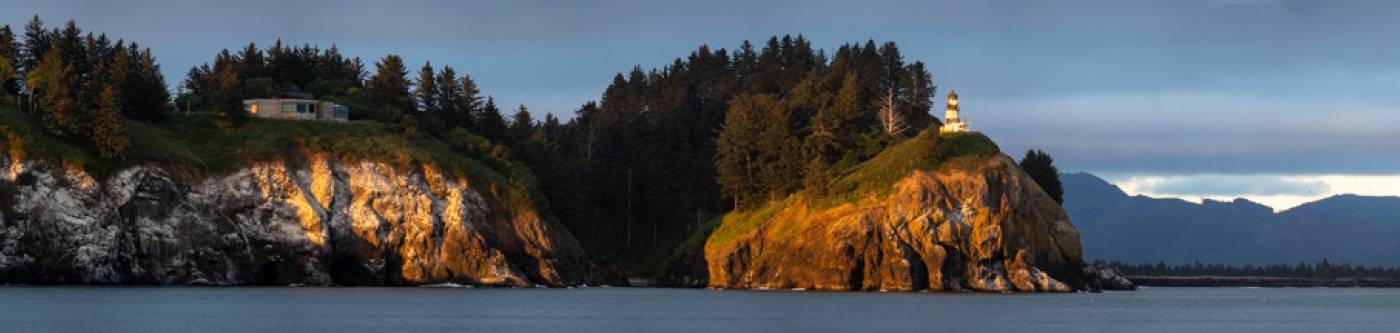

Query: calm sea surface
[1,286,1397,332]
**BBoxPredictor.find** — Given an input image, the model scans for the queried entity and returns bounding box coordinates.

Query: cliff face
[704,155,1088,292]
[0,153,594,286]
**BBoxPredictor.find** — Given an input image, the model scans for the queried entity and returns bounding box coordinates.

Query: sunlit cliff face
[705,154,1086,292]
[0,153,594,286]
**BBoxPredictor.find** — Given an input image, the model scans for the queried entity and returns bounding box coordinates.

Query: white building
[242,92,349,122]
[939,90,973,133]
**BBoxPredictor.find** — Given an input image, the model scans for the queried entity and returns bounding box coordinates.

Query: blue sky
[5,0,1399,209]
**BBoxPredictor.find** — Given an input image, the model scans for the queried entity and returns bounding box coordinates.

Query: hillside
[0,106,601,286]
[670,130,1108,292]
[1063,173,1400,266]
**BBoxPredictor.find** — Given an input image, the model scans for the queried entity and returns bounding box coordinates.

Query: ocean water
[1,286,1397,332]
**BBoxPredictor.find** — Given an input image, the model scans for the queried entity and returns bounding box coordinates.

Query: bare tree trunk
[877,86,907,137]
[585,126,596,161]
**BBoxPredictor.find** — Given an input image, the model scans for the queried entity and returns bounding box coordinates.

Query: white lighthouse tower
[939,90,972,133]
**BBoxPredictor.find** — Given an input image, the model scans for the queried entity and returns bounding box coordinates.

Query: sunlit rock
[0,153,593,287]
[704,155,1090,292]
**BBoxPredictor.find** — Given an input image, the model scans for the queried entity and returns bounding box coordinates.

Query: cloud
[987,91,1400,174]
[1104,173,1400,210]
[1111,174,1328,196]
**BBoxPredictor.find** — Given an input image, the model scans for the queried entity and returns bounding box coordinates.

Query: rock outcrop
[704,154,1090,292]
[1083,262,1136,291]
[0,153,595,286]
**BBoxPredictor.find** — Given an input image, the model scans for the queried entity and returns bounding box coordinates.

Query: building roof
[279,91,316,100]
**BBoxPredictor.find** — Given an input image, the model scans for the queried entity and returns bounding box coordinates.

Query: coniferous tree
[456,71,482,123]
[211,65,247,128]
[754,94,803,201]
[0,25,19,99]
[92,84,128,158]
[476,96,507,142]
[124,46,170,121]
[1019,149,1064,204]
[412,62,446,137]
[827,72,864,153]
[803,72,862,191]
[88,42,129,158]
[414,62,438,113]
[0,25,13,62]
[784,71,824,134]
[96,41,129,101]
[541,113,561,139]
[27,47,82,135]
[265,39,293,88]
[235,43,266,79]
[434,66,476,131]
[900,61,937,129]
[365,54,414,127]
[179,65,209,112]
[715,93,769,209]
[732,41,758,88]
[55,21,86,77]
[0,58,14,105]
[19,16,48,76]
[508,105,535,145]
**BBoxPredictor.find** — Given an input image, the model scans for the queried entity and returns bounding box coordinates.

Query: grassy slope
[0,106,552,223]
[705,128,1002,250]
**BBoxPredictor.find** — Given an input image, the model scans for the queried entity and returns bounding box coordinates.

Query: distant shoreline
[1128,276,1400,288]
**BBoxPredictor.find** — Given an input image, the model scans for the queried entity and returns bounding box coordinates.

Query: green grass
[1,104,114,174]
[4,106,470,179]
[3,106,461,178]
[821,129,1000,206]
[706,201,782,248]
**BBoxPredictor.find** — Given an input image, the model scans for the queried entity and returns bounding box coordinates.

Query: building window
[297,103,307,113]
[309,104,318,115]
[282,103,295,113]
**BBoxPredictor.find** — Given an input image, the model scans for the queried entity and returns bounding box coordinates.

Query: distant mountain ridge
[1063,173,1400,266]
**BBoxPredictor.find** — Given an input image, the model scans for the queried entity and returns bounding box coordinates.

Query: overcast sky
[5,0,1399,209]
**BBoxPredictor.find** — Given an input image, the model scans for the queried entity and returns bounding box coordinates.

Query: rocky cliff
[0,153,595,286]
[703,154,1092,292]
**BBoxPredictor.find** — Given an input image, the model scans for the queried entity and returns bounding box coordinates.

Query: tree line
[527,36,947,261]
[1108,259,1400,279]
[711,37,938,210]
[173,38,545,146]
[0,16,171,157]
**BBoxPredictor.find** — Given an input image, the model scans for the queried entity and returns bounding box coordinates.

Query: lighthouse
[939,90,972,133]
